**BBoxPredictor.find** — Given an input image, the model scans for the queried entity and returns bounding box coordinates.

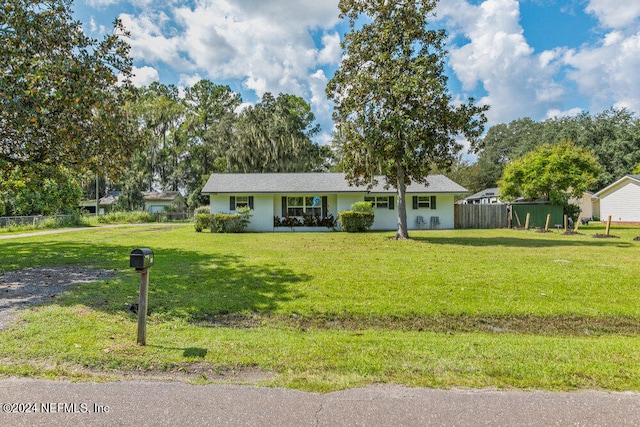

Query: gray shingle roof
[202,173,467,194]
[142,191,183,201]
[463,187,500,201]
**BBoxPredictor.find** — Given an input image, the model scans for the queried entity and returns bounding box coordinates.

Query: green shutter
[248,196,254,210]
[322,196,328,217]
[282,197,287,216]
[389,196,394,210]
[431,196,436,210]
[412,196,418,210]
[230,196,235,211]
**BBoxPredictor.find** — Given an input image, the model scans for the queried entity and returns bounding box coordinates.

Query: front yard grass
[0,223,638,392]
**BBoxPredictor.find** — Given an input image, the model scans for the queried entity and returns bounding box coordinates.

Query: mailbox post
[130,248,154,345]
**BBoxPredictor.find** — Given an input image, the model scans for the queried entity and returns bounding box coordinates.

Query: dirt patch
[0,266,117,330]
[592,234,620,239]
[634,236,640,241]
[114,363,275,383]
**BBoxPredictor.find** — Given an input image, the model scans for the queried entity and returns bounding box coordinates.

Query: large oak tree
[326,0,488,239]
[1,0,138,179]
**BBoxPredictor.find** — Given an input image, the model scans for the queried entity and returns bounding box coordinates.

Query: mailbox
[130,248,154,270]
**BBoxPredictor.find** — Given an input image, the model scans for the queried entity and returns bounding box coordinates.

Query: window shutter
[248,196,254,210]
[230,196,235,211]
[389,196,394,210]
[282,197,287,216]
[322,196,328,217]
[412,196,418,210]
[431,196,437,210]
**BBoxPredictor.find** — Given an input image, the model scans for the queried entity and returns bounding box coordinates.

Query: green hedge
[338,211,375,232]
[194,207,252,233]
[194,213,210,232]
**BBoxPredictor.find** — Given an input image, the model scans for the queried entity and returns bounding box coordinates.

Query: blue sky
[74,0,640,153]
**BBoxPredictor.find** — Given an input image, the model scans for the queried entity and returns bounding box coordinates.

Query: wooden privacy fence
[454,204,509,229]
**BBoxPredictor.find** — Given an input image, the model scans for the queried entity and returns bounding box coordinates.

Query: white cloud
[563,31,640,113]
[438,0,565,124]
[86,0,120,7]
[119,12,192,71]
[177,73,204,90]
[121,1,340,94]
[435,0,640,130]
[545,107,584,120]
[586,0,640,28]
[118,0,341,141]
[130,66,160,87]
[318,32,342,65]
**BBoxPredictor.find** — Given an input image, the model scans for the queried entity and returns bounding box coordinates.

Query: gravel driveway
[0,266,116,330]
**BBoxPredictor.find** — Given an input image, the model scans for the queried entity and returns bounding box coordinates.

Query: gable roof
[142,191,184,202]
[202,173,467,195]
[594,175,640,198]
[98,191,121,206]
[463,187,500,202]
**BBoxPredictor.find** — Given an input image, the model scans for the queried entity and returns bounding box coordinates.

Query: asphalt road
[1,378,639,426]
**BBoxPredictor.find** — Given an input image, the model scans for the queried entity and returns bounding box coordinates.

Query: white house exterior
[594,175,640,224]
[201,173,467,232]
[142,191,186,214]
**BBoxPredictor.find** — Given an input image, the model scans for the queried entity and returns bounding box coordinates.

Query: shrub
[95,211,155,224]
[351,201,374,213]
[338,211,375,232]
[194,214,211,232]
[194,206,210,215]
[209,207,252,233]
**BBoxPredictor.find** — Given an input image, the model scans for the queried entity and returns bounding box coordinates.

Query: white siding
[210,192,458,231]
[599,181,640,222]
[338,193,456,230]
[210,194,274,232]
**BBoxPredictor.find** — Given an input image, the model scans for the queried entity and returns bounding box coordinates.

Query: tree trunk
[395,163,410,240]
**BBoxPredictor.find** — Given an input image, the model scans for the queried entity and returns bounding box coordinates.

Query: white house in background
[142,191,186,214]
[460,188,501,204]
[570,191,600,220]
[593,175,640,224]
[79,191,186,214]
[201,173,468,232]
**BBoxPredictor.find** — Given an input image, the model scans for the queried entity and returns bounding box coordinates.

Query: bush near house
[194,207,252,233]
[339,202,375,232]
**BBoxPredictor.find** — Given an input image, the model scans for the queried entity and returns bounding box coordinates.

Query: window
[365,196,388,209]
[286,196,323,217]
[365,196,394,209]
[416,196,430,209]
[235,196,249,209]
[229,196,254,211]
[412,196,436,210]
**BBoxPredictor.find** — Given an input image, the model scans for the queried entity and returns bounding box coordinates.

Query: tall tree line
[116,80,332,209]
[454,108,640,194]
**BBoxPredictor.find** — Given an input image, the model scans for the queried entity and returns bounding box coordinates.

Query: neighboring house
[142,191,186,214]
[460,188,501,205]
[79,192,120,214]
[79,191,186,214]
[593,175,640,224]
[569,191,600,220]
[201,173,468,232]
[99,192,121,213]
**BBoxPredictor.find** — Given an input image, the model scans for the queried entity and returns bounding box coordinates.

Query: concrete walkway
[0,378,638,426]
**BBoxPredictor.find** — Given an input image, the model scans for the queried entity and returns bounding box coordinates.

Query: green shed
[510,203,564,228]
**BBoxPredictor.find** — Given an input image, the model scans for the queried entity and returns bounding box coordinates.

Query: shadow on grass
[146,345,208,358]
[411,235,635,248]
[0,240,310,324]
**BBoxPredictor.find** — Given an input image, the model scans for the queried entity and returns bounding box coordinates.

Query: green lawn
[0,224,639,391]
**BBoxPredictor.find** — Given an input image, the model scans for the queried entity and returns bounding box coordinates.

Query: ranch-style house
[201,173,468,232]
